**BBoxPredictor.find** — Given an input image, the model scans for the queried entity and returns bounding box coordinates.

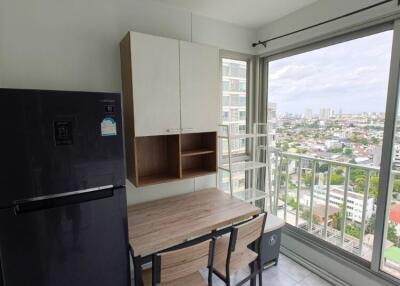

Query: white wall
[0,0,256,205]
[255,0,400,55]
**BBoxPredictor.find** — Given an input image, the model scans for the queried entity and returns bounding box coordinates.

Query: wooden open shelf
[181,148,215,157]
[134,135,180,187]
[127,132,217,187]
[180,132,217,179]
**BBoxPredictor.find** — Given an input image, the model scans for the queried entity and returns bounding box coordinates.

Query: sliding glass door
[264,20,400,282]
[379,20,400,280]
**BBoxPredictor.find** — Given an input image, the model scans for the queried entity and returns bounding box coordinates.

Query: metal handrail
[269,147,399,258]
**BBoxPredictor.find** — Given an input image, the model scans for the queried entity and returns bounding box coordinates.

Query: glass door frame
[219,51,256,192]
[372,19,400,279]
[261,19,400,284]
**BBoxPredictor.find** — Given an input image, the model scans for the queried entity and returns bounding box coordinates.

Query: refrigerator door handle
[14,185,114,204]
[14,188,115,215]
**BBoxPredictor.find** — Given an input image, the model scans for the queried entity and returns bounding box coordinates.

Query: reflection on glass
[382,82,400,279]
[268,30,393,262]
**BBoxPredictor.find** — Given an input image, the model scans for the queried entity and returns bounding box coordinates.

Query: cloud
[268,30,393,114]
[269,64,318,80]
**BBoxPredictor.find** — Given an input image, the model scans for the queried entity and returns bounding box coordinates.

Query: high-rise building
[303,108,313,120]
[268,102,277,147]
[319,108,331,120]
[220,58,248,193]
[221,58,247,154]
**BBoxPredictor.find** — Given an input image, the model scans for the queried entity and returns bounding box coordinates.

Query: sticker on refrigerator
[101,117,117,136]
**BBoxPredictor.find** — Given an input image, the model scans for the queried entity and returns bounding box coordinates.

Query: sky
[268,30,394,115]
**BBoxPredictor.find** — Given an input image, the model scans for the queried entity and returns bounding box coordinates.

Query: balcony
[269,148,400,277]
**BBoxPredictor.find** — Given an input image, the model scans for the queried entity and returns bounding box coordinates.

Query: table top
[127,188,261,257]
[264,214,285,233]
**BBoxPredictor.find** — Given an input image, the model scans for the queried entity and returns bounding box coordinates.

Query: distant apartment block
[222,58,247,155]
[301,186,374,224]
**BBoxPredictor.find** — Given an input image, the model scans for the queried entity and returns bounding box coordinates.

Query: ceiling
[154,0,318,29]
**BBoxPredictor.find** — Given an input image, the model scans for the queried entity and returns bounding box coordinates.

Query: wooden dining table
[127,188,261,286]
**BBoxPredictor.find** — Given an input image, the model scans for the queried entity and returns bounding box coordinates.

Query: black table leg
[129,245,144,286]
[133,255,144,286]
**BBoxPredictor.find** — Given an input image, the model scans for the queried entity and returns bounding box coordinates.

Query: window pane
[382,83,400,278]
[221,58,248,153]
[220,58,248,193]
[268,30,393,261]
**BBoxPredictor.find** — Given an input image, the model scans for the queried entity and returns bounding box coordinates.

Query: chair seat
[213,236,258,279]
[142,268,207,286]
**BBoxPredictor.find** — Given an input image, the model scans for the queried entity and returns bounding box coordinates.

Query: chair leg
[208,266,213,286]
[258,257,263,286]
[249,261,256,286]
[226,276,231,286]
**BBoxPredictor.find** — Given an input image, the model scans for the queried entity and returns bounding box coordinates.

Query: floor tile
[295,273,333,286]
[132,253,333,286]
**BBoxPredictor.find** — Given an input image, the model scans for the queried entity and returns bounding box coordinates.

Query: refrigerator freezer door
[0,89,125,208]
[0,188,130,286]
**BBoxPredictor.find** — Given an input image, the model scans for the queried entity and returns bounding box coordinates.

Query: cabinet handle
[166,128,180,133]
[181,128,194,132]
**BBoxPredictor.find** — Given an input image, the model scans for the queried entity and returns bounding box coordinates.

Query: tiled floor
[134,254,333,286]
[204,254,333,286]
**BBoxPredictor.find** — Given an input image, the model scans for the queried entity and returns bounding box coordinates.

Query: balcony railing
[269,148,400,261]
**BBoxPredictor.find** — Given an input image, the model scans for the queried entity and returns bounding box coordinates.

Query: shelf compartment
[181,132,217,153]
[182,169,216,179]
[218,161,267,172]
[181,152,216,179]
[138,174,180,187]
[135,135,180,186]
[181,148,215,157]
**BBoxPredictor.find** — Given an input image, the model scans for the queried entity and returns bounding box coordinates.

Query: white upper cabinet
[130,32,181,136]
[179,41,219,133]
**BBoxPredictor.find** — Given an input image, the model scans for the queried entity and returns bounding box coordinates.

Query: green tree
[371,137,380,145]
[287,197,298,209]
[282,142,289,152]
[331,173,344,185]
[350,169,366,182]
[335,168,344,176]
[331,211,342,230]
[328,147,343,153]
[354,176,366,193]
[304,173,313,187]
[296,148,307,154]
[317,163,329,173]
[369,176,380,200]
[345,224,361,239]
[393,180,400,194]
[387,224,398,244]
[366,215,375,234]
[301,209,320,224]
[344,147,353,156]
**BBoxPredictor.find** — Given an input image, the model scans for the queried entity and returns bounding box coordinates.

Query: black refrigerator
[0,89,130,286]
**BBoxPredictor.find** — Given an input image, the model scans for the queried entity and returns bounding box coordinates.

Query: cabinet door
[131,32,181,136]
[180,41,219,133]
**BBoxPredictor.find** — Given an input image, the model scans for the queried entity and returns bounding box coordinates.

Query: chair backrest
[153,239,215,284]
[231,213,267,252]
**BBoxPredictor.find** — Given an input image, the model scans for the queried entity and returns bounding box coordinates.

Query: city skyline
[273,106,386,117]
[268,30,393,115]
